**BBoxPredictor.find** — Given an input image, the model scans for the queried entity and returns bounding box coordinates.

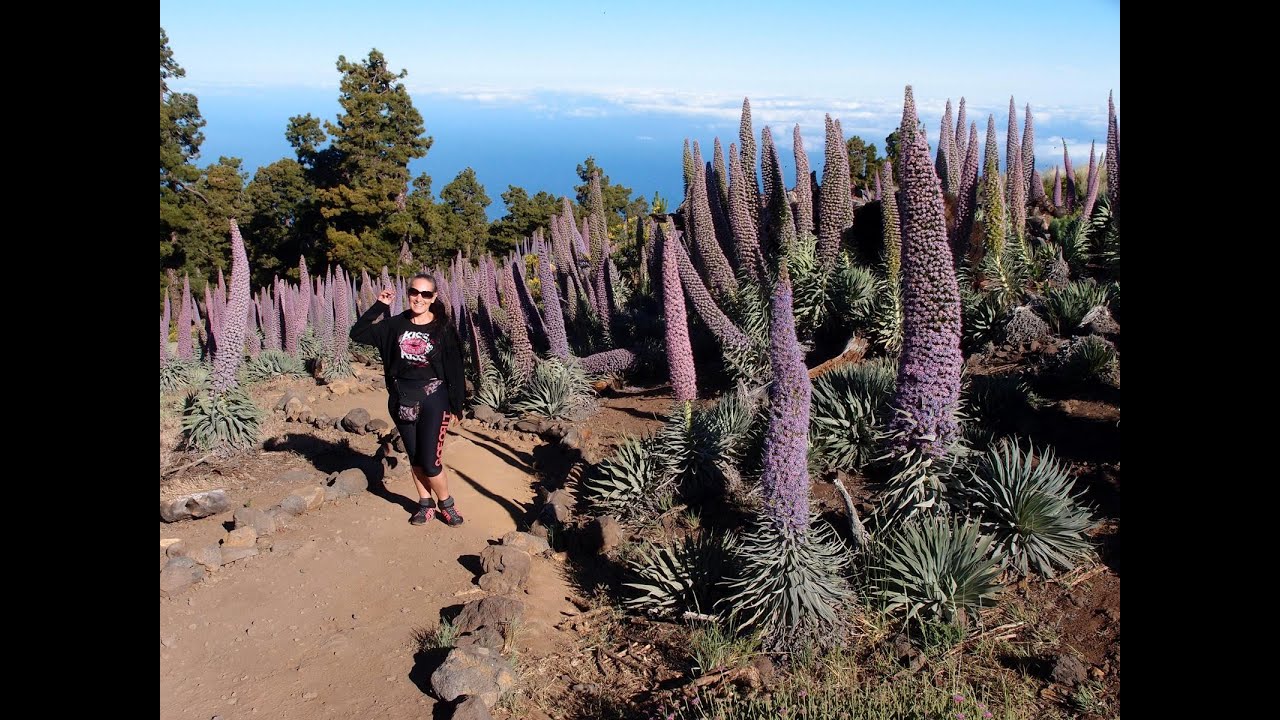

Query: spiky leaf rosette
[513,357,595,420]
[1062,335,1118,385]
[211,219,252,394]
[876,408,972,530]
[1042,280,1113,334]
[661,225,697,401]
[760,265,812,536]
[626,531,734,617]
[582,436,666,521]
[784,233,829,340]
[160,358,202,393]
[719,518,850,642]
[888,89,964,458]
[653,386,762,495]
[962,439,1094,578]
[243,349,307,383]
[868,276,904,355]
[792,124,814,239]
[817,114,853,271]
[959,288,1005,352]
[810,358,897,473]
[826,252,879,324]
[870,516,1002,624]
[181,385,262,452]
[473,344,520,414]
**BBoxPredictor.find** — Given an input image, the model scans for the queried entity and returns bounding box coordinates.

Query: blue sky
[161,0,1120,218]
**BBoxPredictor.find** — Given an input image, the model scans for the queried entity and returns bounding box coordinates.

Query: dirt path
[160,389,578,719]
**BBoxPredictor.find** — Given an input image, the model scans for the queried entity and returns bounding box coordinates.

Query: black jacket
[349,302,467,417]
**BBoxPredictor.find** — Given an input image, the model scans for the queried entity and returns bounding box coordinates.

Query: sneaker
[437,501,464,527]
[410,503,436,525]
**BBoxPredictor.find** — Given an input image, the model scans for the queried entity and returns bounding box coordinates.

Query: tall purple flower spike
[500,264,534,381]
[953,123,981,259]
[512,252,549,348]
[762,127,797,258]
[683,138,695,197]
[1062,141,1076,213]
[739,98,761,230]
[160,292,171,365]
[889,87,964,458]
[984,115,1000,181]
[793,124,814,239]
[581,347,639,375]
[689,142,738,302]
[759,264,812,537]
[1021,104,1036,193]
[759,129,779,209]
[937,99,955,193]
[536,236,570,359]
[881,162,902,285]
[246,302,261,359]
[1005,96,1019,204]
[332,266,350,364]
[212,219,252,393]
[178,274,194,360]
[1009,144,1027,243]
[588,171,607,262]
[954,97,968,175]
[661,224,697,401]
[1052,167,1063,208]
[1106,90,1119,216]
[1029,167,1045,206]
[728,145,767,285]
[818,114,853,271]
[1081,140,1100,221]
[707,147,736,273]
[673,233,751,352]
[712,137,730,211]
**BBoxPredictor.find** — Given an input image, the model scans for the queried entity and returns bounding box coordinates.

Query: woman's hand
[377,288,395,306]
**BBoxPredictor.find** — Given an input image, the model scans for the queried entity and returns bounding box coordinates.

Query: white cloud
[636,135,654,142]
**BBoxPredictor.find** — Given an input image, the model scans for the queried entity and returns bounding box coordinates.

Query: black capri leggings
[390,382,452,475]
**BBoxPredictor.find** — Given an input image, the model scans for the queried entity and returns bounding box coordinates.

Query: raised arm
[350,288,395,349]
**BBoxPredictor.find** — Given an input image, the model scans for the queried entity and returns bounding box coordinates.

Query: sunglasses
[406,287,436,299]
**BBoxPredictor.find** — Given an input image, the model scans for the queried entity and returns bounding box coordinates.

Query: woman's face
[407,279,436,315]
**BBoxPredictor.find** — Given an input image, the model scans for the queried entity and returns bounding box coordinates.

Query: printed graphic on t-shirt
[398,330,434,366]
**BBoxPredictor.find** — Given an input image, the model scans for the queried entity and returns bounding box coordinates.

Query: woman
[350,273,466,526]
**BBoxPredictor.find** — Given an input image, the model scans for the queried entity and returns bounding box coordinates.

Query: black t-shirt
[349,302,467,415]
